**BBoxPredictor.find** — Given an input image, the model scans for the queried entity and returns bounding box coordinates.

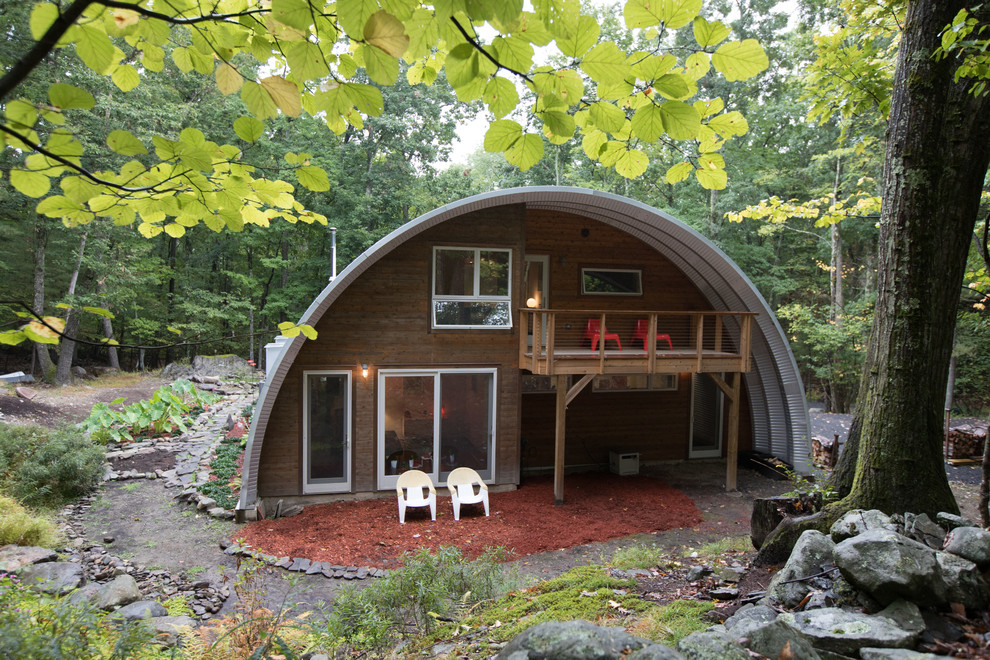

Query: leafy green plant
[321,546,513,653]
[0,573,163,659]
[80,379,216,444]
[0,495,61,547]
[197,434,244,510]
[0,423,105,508]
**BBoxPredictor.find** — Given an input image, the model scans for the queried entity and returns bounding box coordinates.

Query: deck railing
[519,309,756,376]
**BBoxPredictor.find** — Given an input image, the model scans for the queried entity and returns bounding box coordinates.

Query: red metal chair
[583,318,622,350]
[632,318,673,351]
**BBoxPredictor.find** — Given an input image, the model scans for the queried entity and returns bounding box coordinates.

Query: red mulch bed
[235,474,702,569]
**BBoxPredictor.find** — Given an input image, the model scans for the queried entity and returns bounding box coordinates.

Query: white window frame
[302,370,352,494]
[432,246,512,329]
[581,267,643,296]
[377,367,497,490]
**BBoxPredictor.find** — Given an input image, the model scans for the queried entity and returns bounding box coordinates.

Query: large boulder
[726,617,821,660]
[832,529,947,606]
[110,600,168,621]
[94,574,142,610]
[496,620,682,659]
[18,562,85,596]
[674,629,750,659]
[763,530,835,608]
[779,608,918,656]
[935,551,989,611]
[943,526,990,569]
[830,509,898,542]
[144,615,197,648]
[0,545,56,572]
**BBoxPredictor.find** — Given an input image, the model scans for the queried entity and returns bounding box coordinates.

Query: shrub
[197,435,243,509]
[0,495,61,547]
[80,379,216,444]
[0,573,162,659]
[321,546,513,652]
[0,423,105,509]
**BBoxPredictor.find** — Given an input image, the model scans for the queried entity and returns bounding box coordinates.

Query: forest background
[1,0,988,417]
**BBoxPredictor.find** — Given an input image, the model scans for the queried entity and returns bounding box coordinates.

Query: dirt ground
[2,375,985,613]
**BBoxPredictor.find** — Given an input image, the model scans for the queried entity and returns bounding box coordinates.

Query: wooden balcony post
[520,309,529,368]
[714,315,723,352]
[598,313,606,372]
[546,312,556,375]
[647,313,657,373]
[695,314,704,372]
[726,371,741,492]
[553,373,568,505]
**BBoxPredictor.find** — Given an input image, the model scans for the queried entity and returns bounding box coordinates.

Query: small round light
[526,297,538,308]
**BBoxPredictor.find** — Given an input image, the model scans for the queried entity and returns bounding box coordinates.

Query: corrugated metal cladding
[238,187,810,510]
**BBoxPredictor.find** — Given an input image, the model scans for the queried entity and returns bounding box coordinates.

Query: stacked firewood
[945,422,987,459]
[811,434,841,468]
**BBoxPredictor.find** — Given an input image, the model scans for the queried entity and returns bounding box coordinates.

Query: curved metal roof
[238,186,810,510]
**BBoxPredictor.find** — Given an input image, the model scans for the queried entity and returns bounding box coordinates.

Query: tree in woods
[757,0,990,562]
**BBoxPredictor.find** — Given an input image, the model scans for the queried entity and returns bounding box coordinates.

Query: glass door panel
[382,374,435,478]
[439,373,493,480]
[304,372,350,493]
[690,373,723,458]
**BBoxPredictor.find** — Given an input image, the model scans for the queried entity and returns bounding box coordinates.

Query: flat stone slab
[0,545,56,572]
[779,608,918,656]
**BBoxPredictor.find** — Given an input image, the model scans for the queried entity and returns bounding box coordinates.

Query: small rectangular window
[581,268,642,296]
[433,247,512,328]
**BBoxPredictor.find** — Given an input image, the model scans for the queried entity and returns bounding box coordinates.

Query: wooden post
[726,371,741,491]
[554,373,567,505]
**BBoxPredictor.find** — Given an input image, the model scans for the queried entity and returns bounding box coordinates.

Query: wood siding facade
[256,204,754,501]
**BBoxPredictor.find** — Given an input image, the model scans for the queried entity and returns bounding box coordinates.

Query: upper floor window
[582,268,642,296]
[432,247,512,328]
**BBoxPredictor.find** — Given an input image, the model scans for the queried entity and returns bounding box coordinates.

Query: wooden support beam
[695,315,704,372]
[726,372,741,492]
[647,313,657,373]
[566,374,595,405]
[554,373,568,505]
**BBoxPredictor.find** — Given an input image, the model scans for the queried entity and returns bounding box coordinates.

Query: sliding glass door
[378,368,496,489]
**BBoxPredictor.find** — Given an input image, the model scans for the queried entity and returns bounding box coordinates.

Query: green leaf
[491,35,534,73]
[624,0,701,30]
[483,77,519,119]
[364,11,409,58]
[75,25,115,73]
[297,165,330,191]
[30,3,58,40]
[111,64,140,92]
[272,0,315,31]
[48,83,95,110]
[696,153,727,189]
[659,101,701,140]
[10,169,51,197]
[260,76,302,116]
[172,46,192,73]
[300,324,318,340]
[630,103,665,142]
[242,81,278,119]
[360,42,400,85]
[541,109,575,140]
[484,119,523,152]
[0,330,27,346]
[164,223,186,238]
[82,306,115,319]
[337,0,379,38]
[504,132,544,171]
[711,39,769,82]
[707,110,748,137]
[107,129,147,155]
[693,16,731,48]
[6,99,37,129]
[665,161,692,183]
[652,73,691,100]
[582,128,607,160]
[557,14,599,58]
[216,62,244,94]
[685,52,710,80]
[615,149,648,179]
[234,116,265,142]
[580,42,632,83]
[342,82,384,115]
[588,101,626,134]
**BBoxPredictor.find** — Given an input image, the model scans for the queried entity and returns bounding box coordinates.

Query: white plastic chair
[447,467,489,521]
[396,469,436,524]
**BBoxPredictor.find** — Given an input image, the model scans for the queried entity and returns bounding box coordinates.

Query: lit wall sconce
[526,297,538,308]
[361,363,369,378]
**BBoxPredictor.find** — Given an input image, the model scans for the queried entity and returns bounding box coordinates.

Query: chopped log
[946,422,987,459]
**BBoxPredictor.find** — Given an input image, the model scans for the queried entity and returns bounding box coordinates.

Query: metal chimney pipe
[329,227,337,282]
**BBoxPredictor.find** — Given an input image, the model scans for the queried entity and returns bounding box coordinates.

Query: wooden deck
[519,310,756,376]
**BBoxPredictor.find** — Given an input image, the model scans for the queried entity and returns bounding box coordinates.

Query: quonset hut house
[236,187,809,520]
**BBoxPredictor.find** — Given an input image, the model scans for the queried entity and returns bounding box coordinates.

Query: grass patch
[628,599,715,646]
[463,565,656,645]
[0,495,61,547]
[58,371,148,396]
[686,536,752,560]
[609,543,667,569]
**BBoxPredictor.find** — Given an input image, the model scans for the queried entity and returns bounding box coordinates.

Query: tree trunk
[55,310,79,385]
[96,278,119,370]
[837,0,990,517]
[32,218,54,381]
[830,156,844,324]
[761,0,990,563]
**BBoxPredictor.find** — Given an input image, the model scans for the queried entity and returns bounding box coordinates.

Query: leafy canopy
[5,0,768,230]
